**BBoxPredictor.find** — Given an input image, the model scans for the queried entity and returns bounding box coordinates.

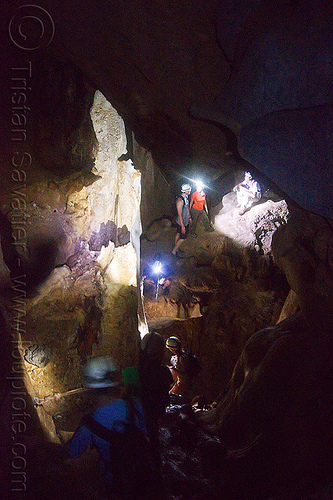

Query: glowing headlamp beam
[180,176,206,190]
[152,260,163,300]
[152,261,163,275]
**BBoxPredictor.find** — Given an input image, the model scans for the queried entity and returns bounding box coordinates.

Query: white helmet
[166,336,182,352]
[83,356,120,388]
[181,183,191,193]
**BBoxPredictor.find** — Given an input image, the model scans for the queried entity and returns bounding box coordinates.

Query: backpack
[182,350,201,377]
[84,398,162,499]
[173,195,183,223]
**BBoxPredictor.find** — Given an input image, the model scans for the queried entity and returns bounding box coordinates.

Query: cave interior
[1,1,333,499]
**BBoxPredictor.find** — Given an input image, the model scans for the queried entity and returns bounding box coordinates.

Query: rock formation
[1,0,333,498]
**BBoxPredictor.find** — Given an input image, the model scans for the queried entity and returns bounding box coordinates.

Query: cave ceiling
[2,0,332,219]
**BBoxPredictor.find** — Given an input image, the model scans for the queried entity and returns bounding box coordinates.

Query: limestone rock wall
[133,138,174,230]
[0,89,142,440]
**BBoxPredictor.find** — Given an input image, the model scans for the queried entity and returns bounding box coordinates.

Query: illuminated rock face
[1,90,141,439]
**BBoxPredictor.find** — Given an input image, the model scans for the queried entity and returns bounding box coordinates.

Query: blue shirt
[66,398,146,484]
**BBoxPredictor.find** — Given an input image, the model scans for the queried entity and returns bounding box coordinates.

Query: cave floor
[8,401,333,500]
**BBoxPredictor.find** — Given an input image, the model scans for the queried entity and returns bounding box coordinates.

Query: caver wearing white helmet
[181,183,191,193]
[172,184,192,255]
[166,336,200,398]
[189,180,214,236]
[233,171,262,215]
[83,356,121,389]
[67,356,149,493]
